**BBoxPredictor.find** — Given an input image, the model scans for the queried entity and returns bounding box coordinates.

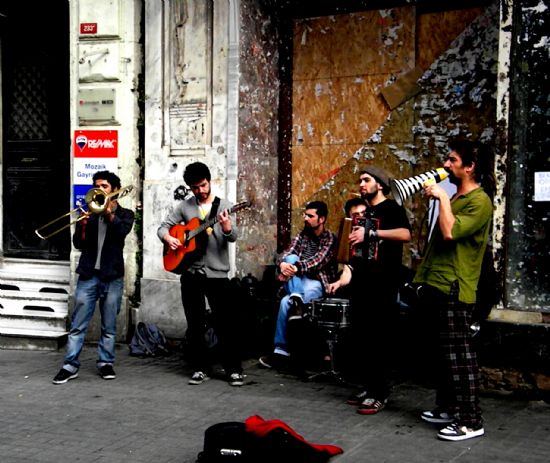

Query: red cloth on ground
[244,415,344,456]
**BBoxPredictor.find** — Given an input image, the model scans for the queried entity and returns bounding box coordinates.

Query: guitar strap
[209,197,220,222]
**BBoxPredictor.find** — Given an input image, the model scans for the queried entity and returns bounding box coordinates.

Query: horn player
[52,171,135,385]
[413,140,493,442]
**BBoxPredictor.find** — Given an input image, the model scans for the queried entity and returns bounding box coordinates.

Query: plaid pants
[421,283,482,428]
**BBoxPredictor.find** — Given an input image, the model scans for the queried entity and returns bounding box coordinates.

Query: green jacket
[413,187,492,304]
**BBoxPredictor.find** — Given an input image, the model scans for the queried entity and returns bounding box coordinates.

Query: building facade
[0,0,548,380]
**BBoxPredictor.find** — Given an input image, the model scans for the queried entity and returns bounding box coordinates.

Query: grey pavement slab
[0,346,549,462]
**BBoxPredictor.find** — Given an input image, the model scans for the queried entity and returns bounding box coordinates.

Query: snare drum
[311,298,350,329]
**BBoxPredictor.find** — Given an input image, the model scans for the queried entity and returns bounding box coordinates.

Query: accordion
[336,215,379,264]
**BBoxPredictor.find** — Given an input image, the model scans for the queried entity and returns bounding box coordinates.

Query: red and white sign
[80,23,98,34]
[73,130,118,207]
[74,130,118,158]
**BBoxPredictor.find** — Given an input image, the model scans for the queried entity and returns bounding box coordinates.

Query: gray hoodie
[157,196,238,278]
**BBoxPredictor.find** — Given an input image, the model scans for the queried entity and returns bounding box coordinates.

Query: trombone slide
[34,206,88,240]
[34,185,134,240]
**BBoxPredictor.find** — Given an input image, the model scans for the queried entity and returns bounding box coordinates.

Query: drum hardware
[311,297,350,329]
[307,298,350,383]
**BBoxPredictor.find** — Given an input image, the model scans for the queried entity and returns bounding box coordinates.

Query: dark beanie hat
[364,166,391,191]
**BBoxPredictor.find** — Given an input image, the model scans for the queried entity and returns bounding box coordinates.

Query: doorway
[1,1,70,260]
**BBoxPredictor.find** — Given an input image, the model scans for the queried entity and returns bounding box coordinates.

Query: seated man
[259,201,337,370]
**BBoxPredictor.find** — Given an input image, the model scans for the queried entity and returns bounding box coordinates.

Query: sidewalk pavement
[0,345,549,463]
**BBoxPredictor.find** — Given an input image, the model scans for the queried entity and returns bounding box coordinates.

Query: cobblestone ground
[0,346,549,462]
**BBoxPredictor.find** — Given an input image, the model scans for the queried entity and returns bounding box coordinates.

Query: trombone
[35,185,134,240]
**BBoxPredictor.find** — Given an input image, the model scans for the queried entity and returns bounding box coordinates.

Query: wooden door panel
[1,2,70,260]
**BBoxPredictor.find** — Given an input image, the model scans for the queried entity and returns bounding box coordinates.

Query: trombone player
[53,171,134,384]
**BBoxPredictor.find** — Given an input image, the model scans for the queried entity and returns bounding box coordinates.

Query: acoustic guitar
[163,200,250,274]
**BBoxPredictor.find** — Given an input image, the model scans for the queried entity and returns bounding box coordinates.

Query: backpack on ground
[129,322,170,357]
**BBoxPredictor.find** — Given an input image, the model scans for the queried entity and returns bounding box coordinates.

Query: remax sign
[73,130,118,207]
[73,130,118,157]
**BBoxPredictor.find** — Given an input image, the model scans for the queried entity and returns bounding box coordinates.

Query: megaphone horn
[390,168,449,206]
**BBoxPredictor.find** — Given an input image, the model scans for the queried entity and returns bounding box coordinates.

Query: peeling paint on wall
[236,0,281,278]
[295,4,498,267]
[506,0,550,310]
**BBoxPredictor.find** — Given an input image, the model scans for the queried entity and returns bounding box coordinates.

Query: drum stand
[307,324,345,383]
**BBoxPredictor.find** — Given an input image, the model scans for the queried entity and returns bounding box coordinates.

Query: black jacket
[73,205,134,281]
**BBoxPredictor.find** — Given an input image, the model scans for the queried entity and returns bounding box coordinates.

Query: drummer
[331,167,411,416]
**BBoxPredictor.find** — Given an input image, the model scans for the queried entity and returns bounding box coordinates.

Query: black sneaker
[421,409,455,424]
[437,423,485,441]
[189,371,209,385]
[98,364,116,380]
[346,389,369,405]
[288,296,305,321]
[52,368,78,385]
[357,397,388,415]
[258,353,289,370]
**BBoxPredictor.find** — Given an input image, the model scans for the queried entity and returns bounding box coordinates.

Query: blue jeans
[63,275,123,370]
[274,255,323,355]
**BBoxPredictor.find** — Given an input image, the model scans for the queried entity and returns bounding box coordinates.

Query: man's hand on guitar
[218,209,232,234]
[163,233,182,251]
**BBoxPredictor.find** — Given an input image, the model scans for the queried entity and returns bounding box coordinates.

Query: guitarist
[157,162,244,387]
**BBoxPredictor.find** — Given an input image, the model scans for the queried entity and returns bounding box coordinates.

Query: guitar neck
[187,203,245,241]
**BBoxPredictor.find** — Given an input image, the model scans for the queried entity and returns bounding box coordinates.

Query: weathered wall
[236,0,281,278]
[291,8,415,213]
[291,4,496,269]
[71,0,143,341]
[141,0,236,336]
[505,0,550,311]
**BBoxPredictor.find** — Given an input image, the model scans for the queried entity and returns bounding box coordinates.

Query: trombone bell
[86,185,134,214]
[34,185,135,240]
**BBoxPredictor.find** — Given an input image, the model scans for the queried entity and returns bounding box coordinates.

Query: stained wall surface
[289,4,494,268]
[236,0,282,276]
[506,0,550,310]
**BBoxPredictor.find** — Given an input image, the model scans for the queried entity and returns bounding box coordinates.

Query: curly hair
[92,170,121,190]
[183,162,211,185]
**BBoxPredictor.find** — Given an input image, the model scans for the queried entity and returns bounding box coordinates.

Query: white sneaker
[188,371,209,385]
[229,373,244,387]
[437,423,485,441]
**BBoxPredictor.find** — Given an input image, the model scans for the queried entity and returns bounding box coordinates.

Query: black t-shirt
[350,198,410,281]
